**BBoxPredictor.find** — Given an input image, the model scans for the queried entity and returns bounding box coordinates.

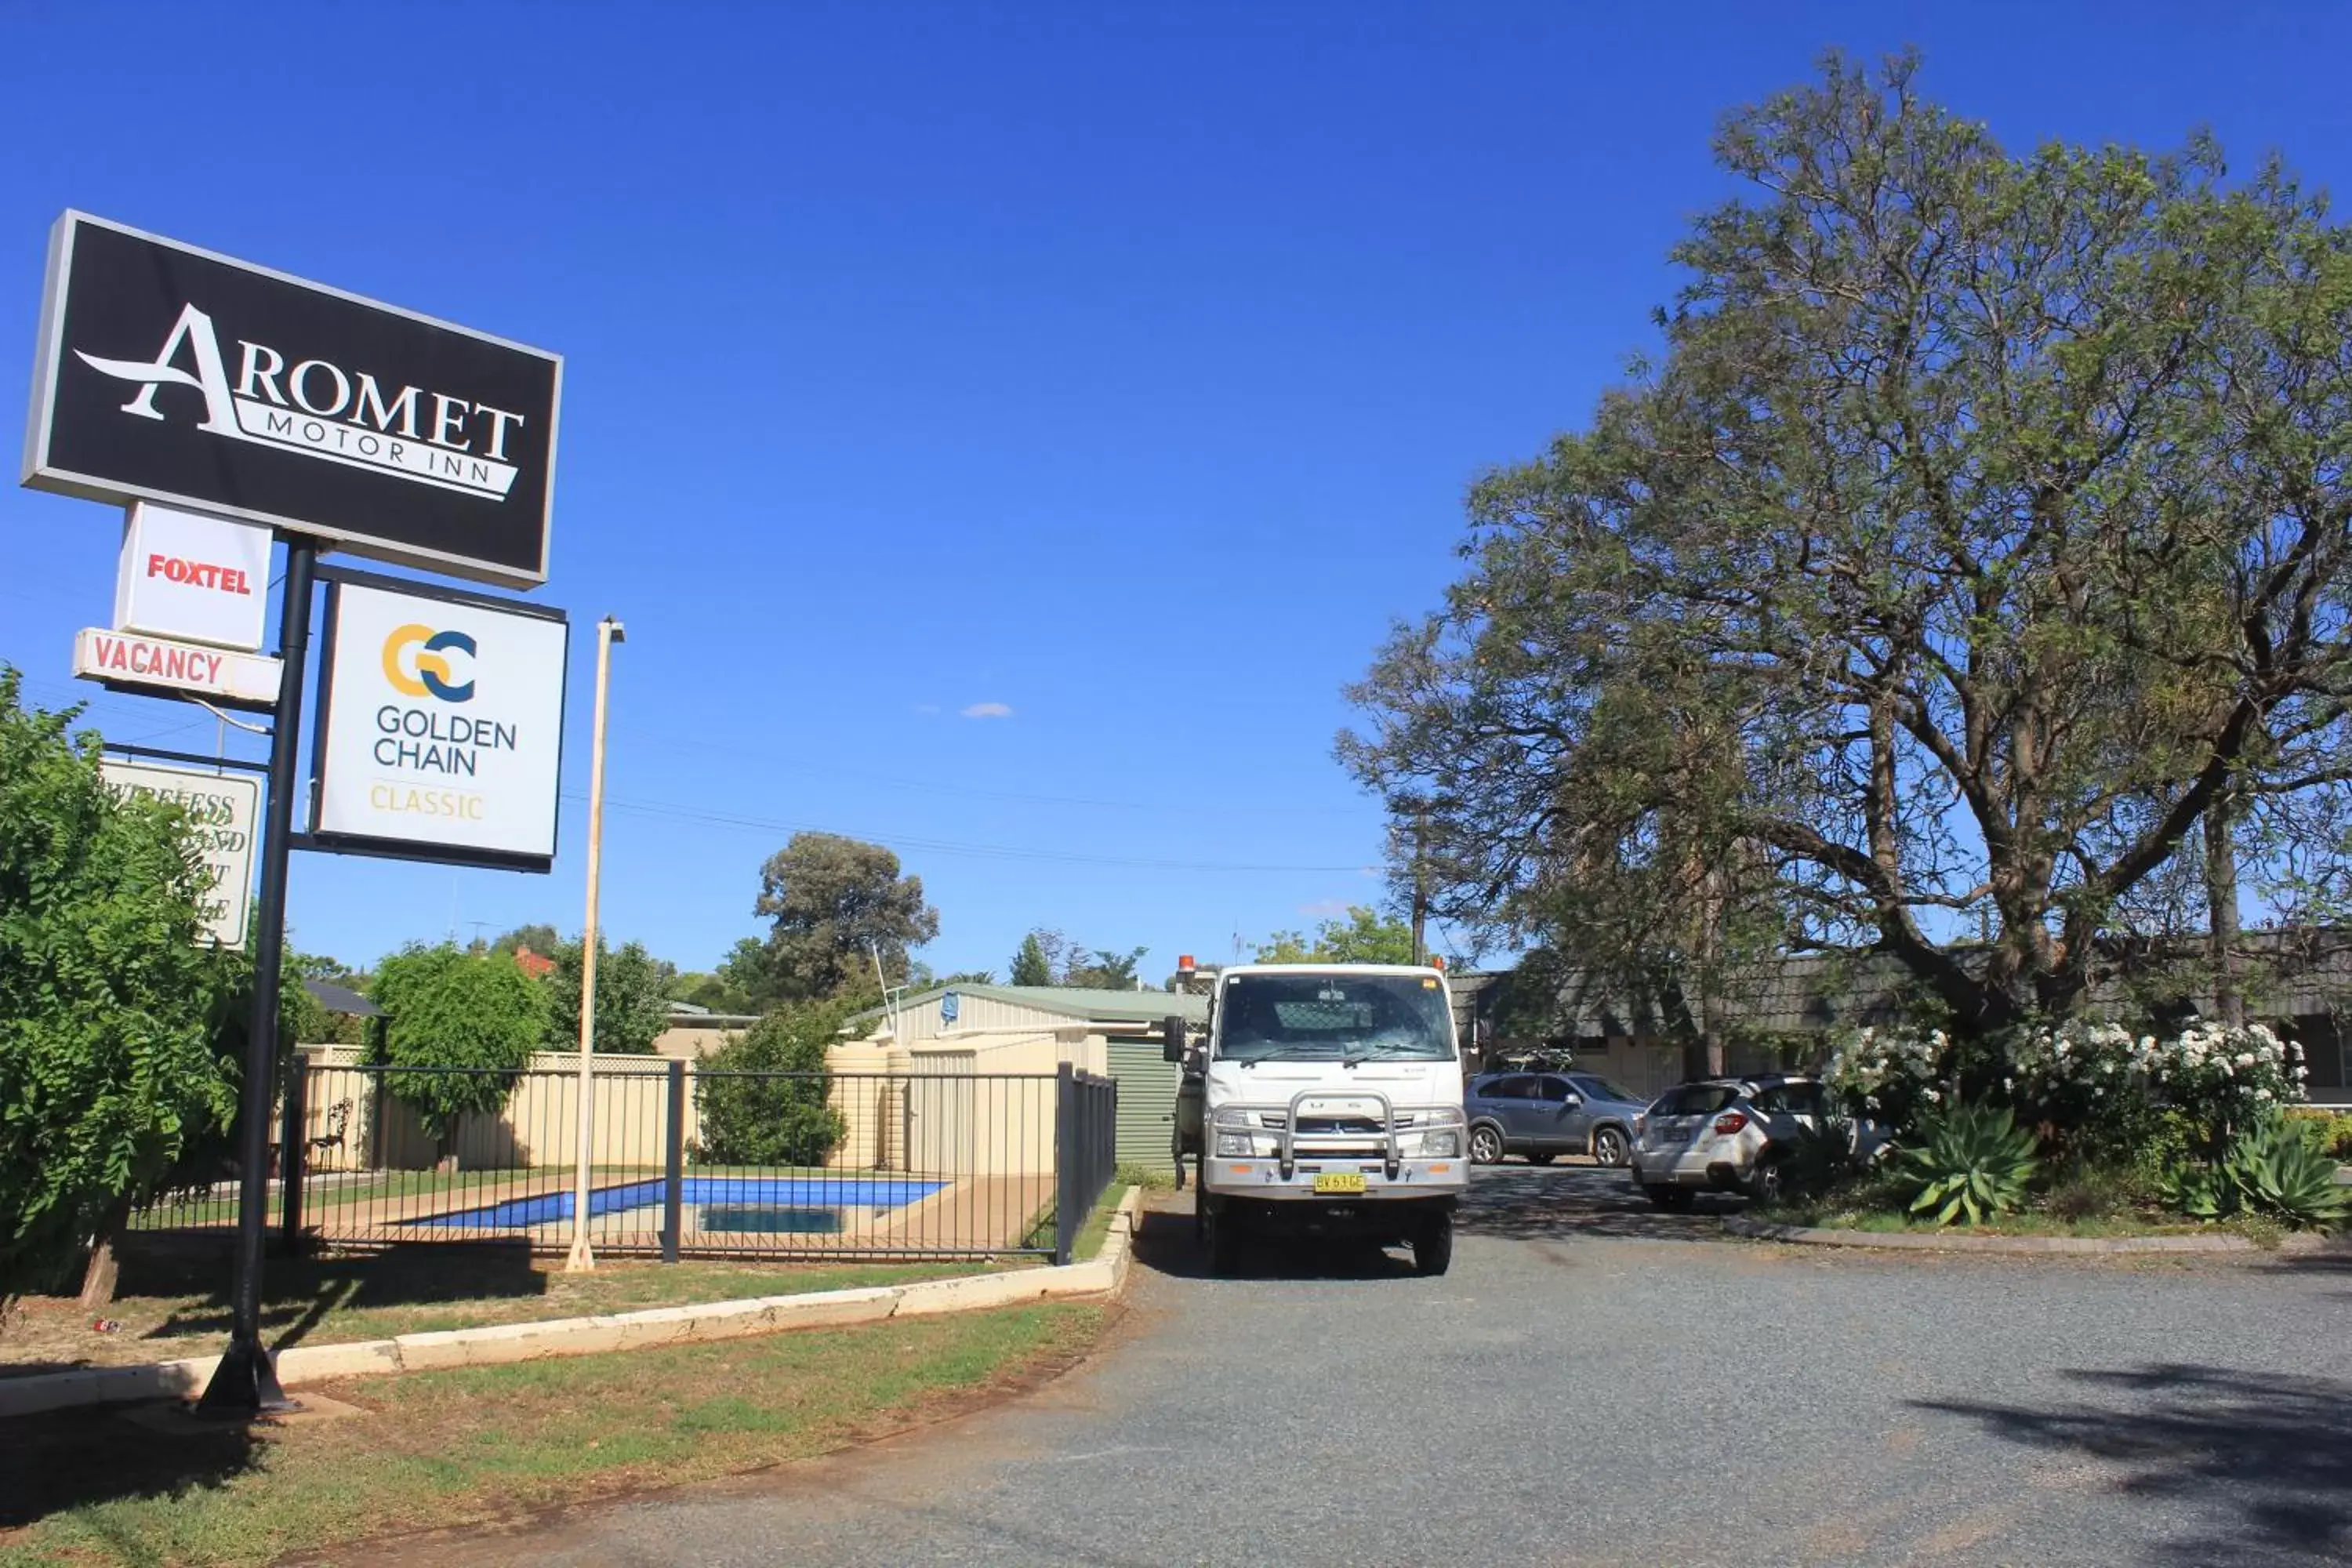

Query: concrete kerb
[0,1185,1146,1421]
[1723,1213,2347,1255]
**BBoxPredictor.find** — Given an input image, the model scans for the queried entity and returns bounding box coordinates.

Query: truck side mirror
[1162,1015,1189,1064]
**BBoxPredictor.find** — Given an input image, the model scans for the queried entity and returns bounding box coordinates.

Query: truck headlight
[1211,1105,1253,1128]
[1404,1108,1463,1158]
[1213,1131,1256,1156]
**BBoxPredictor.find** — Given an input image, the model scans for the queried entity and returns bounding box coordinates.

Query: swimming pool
[406,1175,945,1232]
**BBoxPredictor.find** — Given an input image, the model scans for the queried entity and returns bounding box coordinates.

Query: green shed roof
[866,983,1207,1029]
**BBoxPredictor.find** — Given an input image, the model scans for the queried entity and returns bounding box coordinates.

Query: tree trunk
[76,1200,132,1309]
[2206,782,2243,1027]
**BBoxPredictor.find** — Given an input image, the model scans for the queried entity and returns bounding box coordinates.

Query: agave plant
[1898,1102,2041,1226]
[2158,1160,2239,1221]
[2223,1116,2351,1231]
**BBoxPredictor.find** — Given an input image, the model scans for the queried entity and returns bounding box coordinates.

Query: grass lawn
[0,1301,1107,1566]
[1,1242,1000,1377]
[1018,1182,1134,1257]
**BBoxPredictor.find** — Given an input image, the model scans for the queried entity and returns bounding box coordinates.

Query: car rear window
[1752,1082,1831,1117]
[1654,1083,1739,1116]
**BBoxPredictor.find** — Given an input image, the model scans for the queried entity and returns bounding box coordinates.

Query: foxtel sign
[22,212,561,590]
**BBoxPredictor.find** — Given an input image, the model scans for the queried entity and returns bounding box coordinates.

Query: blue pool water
[406,1176,944,1230]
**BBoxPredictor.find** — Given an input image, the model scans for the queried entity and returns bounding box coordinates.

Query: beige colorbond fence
[299,1047,690,1174]
[295,1033,1095,1177]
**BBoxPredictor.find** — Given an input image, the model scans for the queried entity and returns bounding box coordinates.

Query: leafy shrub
[1,672,230,1298]
[2285,1108,2352,1161]
[1897,1102,2041,1226]
[2129,1109,2200,1195]
[2223,1115,2350,1231]
[1780,1117,1864,1199]
[691,1002,849,1167]
[2042,1164,2131,1222]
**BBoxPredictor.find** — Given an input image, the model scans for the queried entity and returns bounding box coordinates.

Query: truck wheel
[1207,1208,1242,1277]
[1412,1212,1454,1277]
[1469,1123,1505,1165]
[1193,1178,1208,1240]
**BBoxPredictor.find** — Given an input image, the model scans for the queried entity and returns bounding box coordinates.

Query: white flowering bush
[2136,1020,2304,1137]
[1827,1016,2308,1158]
[1822,1025,1951,1131]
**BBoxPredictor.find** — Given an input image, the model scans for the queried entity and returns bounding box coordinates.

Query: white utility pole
[565,615,625,1273]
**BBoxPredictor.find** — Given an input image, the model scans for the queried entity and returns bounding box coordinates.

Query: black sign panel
[23,212,560,588]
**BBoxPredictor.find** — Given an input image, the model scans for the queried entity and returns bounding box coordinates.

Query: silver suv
[1628,1074,1841,1208]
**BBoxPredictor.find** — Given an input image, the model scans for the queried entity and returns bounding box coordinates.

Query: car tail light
[1713,1112,1748,1135]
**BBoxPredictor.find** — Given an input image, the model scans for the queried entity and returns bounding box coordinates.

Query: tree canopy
[1006,927,1148,989]
[368,943,549,1145]
[1345,52,2352,1036]
[747,833,939,1004]
[541,934,674,1054]
[0,672,230,1298]
[1255,907,1417,966]
[488,923,561,960]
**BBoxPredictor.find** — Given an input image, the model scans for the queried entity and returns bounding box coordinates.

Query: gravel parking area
[411,1165,2352,1568]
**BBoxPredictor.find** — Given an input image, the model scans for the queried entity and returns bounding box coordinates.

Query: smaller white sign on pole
[98,759,260,946]
[113,502,274,651]
[74,626,283,709]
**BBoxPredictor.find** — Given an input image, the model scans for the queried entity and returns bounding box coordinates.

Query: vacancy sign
[310,575,568,870]
[74,626,282,708]
[114,502,271,649]
[99,758,259,945]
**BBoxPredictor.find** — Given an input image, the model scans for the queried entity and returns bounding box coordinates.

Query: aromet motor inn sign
[23,212,561,590]
[309,572,568,870]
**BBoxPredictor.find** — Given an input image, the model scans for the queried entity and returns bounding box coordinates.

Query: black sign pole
[197,537,315,1417]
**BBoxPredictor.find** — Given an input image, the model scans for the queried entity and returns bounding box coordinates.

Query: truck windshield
[1214,973,1456,1063]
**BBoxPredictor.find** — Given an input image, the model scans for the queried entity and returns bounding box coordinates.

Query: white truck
[1165,963,1468,1276]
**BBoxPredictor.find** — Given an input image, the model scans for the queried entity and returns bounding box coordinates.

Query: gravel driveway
[456,1166,2352,1567]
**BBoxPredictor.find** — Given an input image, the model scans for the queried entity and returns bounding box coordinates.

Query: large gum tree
[1344,53,2352,1042]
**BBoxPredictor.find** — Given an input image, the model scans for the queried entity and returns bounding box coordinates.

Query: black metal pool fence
[133,1061,1121,1265]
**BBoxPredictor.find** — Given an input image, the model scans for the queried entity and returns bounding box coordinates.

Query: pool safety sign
[24,211,561,589]
[310,574,568,870]
[98,758,258,946]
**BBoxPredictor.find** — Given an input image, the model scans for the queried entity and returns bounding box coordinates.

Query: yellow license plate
[1313,1172,1367,1195]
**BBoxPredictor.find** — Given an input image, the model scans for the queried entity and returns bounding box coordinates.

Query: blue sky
[3,2,2347,982]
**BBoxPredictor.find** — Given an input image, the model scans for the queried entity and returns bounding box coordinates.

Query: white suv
[1628,1074,1841,1208]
